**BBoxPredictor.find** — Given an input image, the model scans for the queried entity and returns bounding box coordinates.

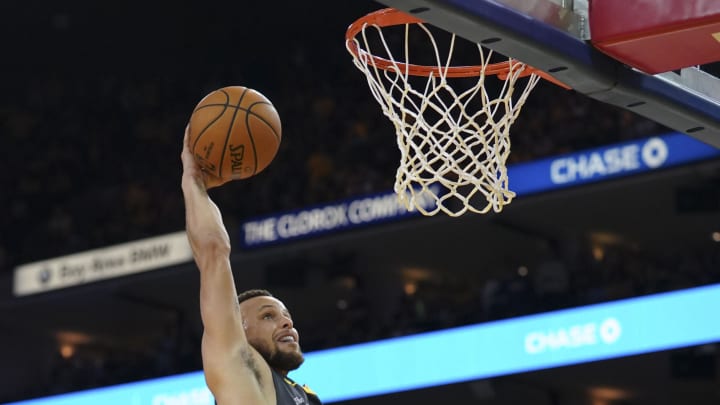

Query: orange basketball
[188,86,282,181]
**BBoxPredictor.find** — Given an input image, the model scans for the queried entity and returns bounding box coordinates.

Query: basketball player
[180,127,321,405]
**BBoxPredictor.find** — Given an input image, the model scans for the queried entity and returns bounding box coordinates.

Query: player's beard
[267,346,305,371]
[253,339,305,372]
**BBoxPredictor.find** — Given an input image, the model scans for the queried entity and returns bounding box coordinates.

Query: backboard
[372,0,720,148]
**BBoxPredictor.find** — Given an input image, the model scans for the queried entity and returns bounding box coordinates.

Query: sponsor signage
[510,132,720,195]
[241,133,720,248]
[13,232,193,296]
[4,372,212,405]
[241,185,440,247]
[296,283,720,402]
[9,283,720,404]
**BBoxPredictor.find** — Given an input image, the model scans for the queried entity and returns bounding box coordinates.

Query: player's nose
[281,314,293,329]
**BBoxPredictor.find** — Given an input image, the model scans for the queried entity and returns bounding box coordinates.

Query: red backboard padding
[590,0,720,74]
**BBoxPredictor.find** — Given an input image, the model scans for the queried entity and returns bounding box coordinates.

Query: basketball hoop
[346,8,569,216]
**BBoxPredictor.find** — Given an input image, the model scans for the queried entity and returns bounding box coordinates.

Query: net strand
[349,20,541,216]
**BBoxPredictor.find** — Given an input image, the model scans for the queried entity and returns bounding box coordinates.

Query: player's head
[238,289,304,374]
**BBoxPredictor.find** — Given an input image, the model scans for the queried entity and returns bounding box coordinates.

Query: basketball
[188,86,282,181]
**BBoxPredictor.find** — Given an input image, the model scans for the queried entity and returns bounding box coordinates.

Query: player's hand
[181,125,229,190]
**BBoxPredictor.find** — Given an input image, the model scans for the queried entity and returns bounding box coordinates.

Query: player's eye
[262,312,274,320]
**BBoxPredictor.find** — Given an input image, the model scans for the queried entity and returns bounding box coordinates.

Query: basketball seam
[195,102,281,142]
[255,106,282,143]
[218,88,247,179]
[191,94,230,158]
[245,102,262,176]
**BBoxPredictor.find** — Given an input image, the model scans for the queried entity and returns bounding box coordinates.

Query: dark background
[0,1,719,404]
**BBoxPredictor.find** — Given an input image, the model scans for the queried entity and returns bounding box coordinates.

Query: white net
[347,15,541,216]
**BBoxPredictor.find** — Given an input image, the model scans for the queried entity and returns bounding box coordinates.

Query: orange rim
[346,8,570,88]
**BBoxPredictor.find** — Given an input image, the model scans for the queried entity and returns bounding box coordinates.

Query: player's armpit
[202,334,274,405]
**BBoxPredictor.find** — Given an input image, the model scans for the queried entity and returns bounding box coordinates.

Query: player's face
[240,296,304,372]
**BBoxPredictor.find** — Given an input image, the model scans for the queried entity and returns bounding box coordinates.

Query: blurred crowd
[1,3,698,402]
[0,66,668,274]
[0,63,688,401]
[0,2,674,274]
[14,238,719,403]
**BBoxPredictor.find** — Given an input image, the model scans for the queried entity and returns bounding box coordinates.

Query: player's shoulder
[282,375,322,404]
[301,384,319,397]
[302,384,322,404]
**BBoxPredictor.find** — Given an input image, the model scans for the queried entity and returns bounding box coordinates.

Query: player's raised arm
[180,127,272,405]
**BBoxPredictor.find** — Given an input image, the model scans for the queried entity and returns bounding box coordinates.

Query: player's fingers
[202,170,227,189]
[180,139,195,168]
[182,123,226,189]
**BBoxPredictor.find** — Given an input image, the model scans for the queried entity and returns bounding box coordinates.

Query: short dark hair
[237,289,273,304]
